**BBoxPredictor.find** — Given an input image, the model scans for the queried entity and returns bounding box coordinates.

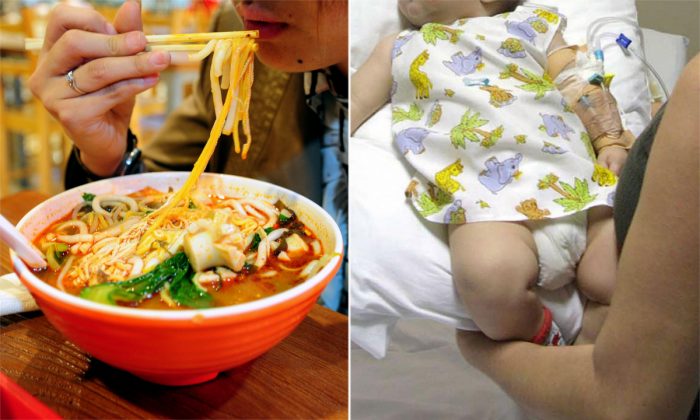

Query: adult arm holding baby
[351,34,394,135]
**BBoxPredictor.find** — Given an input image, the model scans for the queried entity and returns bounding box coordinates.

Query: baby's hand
[597,146,628,175]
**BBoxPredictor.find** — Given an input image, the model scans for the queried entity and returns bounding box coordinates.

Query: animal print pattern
[410,50,432,99]
[391,5,616,224]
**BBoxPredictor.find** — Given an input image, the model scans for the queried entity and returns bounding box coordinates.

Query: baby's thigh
[448,221,539,297]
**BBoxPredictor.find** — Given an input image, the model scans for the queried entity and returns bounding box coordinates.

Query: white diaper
[524,212,588,290]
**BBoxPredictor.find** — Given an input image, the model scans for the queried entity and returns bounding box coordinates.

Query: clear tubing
[586,16,669,101]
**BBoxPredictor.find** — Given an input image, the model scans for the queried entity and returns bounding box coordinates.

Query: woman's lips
[244,20,288,40]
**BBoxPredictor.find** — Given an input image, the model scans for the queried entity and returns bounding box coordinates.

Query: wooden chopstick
[24,30,258,51]
[145,31,257,44]
[146,44,208,52]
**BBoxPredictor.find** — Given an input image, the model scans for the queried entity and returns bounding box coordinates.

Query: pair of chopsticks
[24,30,258,52]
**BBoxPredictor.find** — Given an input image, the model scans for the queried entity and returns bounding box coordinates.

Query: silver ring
[65,69,87,95]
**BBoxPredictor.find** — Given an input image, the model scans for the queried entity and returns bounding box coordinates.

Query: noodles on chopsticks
[140,32,258,245]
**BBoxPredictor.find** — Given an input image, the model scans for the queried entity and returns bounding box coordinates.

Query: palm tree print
[450,109,504,149]
[392,103,424,123]
[420,23,463,45]
[416,185,453,217]
[537,173,597,212]
[499,64,554,99]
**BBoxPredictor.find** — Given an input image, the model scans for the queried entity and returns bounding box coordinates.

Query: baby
[351,0,635,345]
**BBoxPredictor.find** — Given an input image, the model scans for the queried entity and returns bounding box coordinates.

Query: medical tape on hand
[554,54,632,150]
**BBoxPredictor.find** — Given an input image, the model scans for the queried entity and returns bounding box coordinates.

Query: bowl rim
[11,172,343,322]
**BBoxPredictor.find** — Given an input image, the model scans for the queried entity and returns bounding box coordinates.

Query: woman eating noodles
[28,0,348,313]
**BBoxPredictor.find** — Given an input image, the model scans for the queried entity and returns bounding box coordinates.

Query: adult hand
[28,0,171,176]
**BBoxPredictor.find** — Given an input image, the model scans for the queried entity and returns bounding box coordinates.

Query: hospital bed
[349,0,690,417]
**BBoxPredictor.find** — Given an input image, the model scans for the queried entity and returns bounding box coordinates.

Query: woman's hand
[28,0,171,176]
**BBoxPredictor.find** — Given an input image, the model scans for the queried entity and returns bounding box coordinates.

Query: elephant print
[395,127,431,155]
[541,141,567,154]
[540,113,574,140]
[478,153,523,194]
[443,47,483,76]
[392,33,415,59]
[505,16,548,44]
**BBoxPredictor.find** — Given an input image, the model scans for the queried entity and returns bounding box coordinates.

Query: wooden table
[0,191,348,419]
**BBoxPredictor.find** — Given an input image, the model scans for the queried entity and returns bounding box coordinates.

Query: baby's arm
[546,32,633,174]
[350,34,396,135]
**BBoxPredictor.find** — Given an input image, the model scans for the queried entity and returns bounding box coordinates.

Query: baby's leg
[577,206,618,304]
[448,221,543,341]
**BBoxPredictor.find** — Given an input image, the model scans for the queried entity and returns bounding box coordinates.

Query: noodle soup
[34,187,328,309]
[12,172,342,385]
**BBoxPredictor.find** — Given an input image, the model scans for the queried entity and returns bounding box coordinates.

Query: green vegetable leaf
[249,234,262,250]
[80,252,190,306]
[45,243,69,271]
[54,243,69,253]
[242,262,257,274]
[248,227,275,251]
[169,266,213,309]
[46,245,62,271]
[82,193,96,203]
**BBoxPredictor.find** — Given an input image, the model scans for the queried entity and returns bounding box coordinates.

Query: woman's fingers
[45,30,147,75]
[84,76,160,114]
[113,0,143,33]
[66,51,170,96]
[55,76,159,141]
[42,4,115,52]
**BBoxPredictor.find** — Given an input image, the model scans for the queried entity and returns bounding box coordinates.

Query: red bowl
[11,173,343,386]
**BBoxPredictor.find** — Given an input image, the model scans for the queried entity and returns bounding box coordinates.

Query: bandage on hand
[556,71,634,151]
[593,130,636,151]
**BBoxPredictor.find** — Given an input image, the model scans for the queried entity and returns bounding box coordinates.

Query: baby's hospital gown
[391,5,618,225]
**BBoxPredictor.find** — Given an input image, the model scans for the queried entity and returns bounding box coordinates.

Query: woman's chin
[255,47,314,73]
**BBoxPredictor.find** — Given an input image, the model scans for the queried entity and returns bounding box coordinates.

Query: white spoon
[0,214,47,269]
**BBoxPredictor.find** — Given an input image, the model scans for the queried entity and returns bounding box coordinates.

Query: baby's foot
[531,306,566,346]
